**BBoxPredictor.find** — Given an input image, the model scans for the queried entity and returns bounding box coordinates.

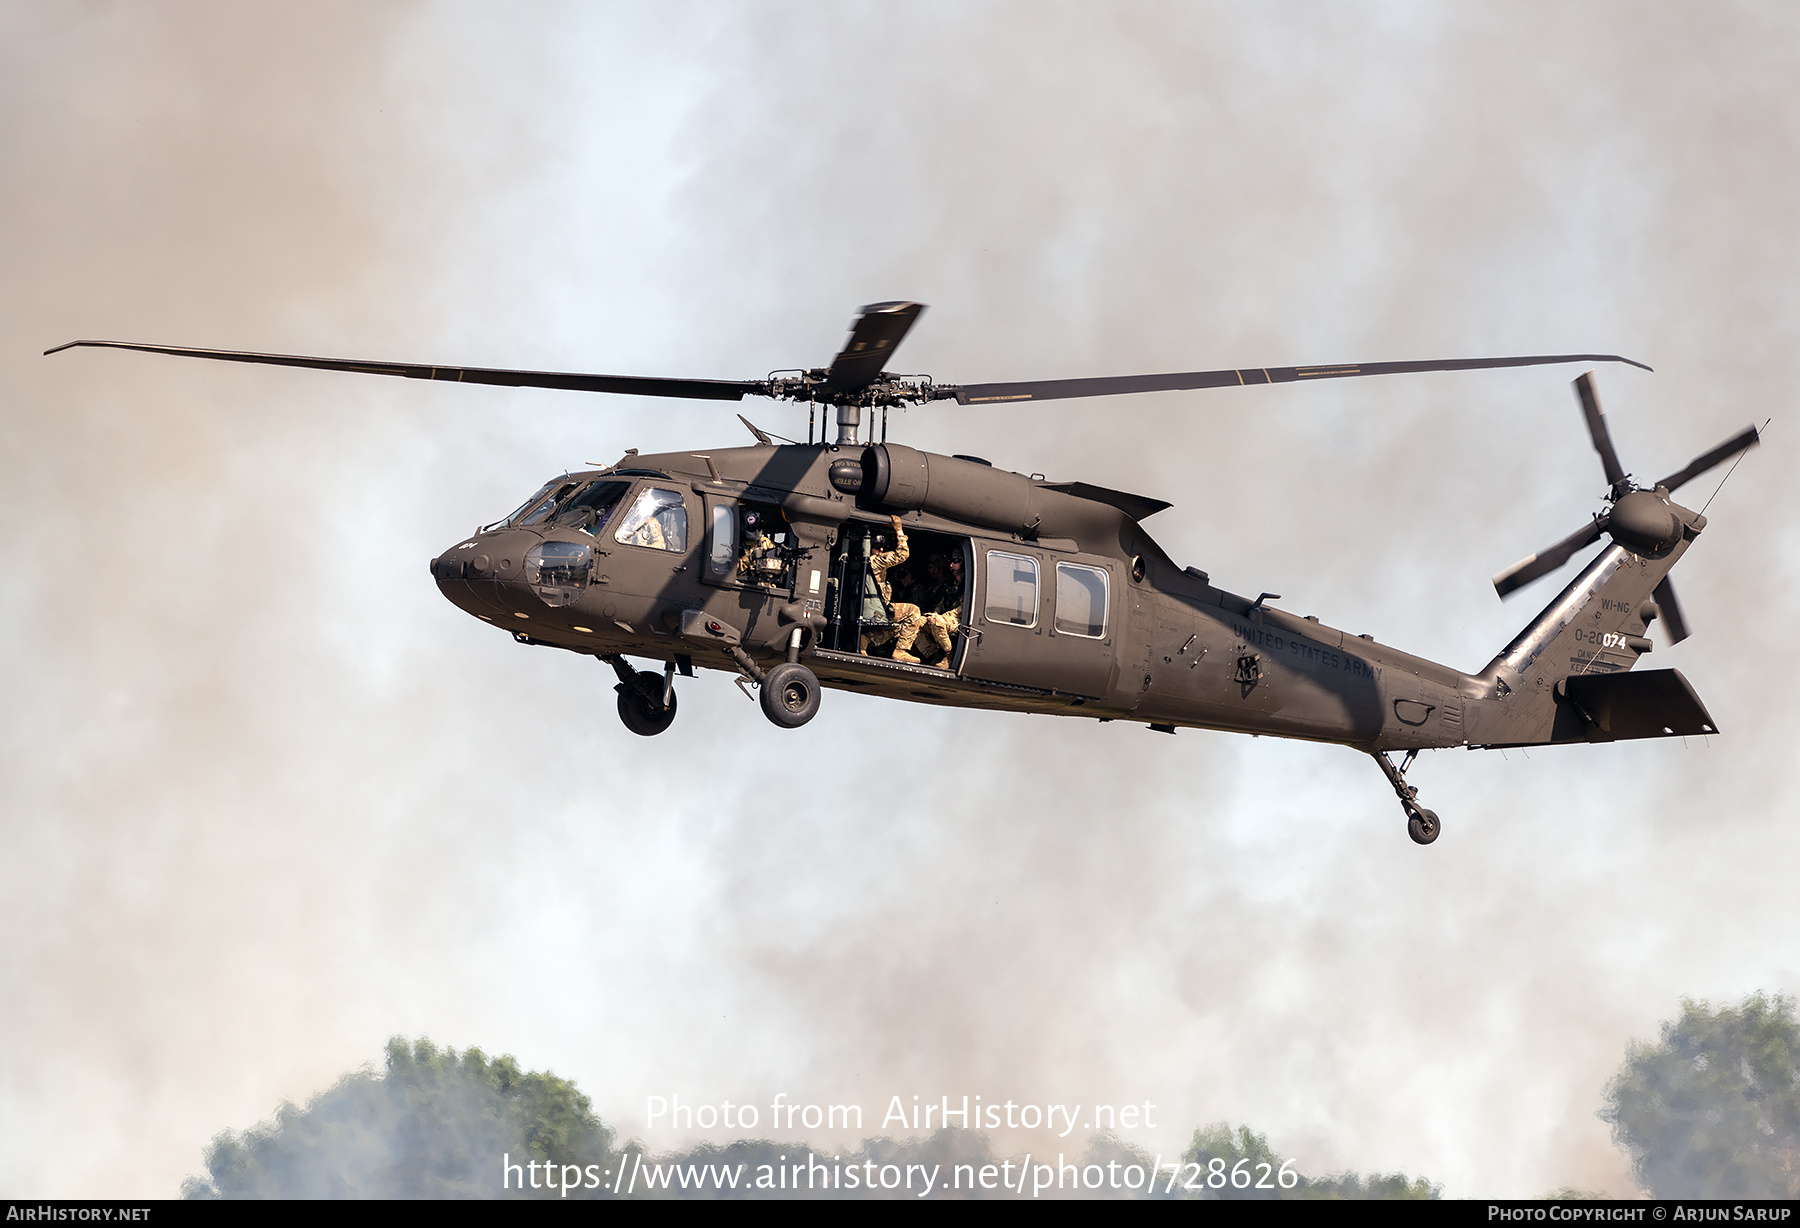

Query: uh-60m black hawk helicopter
[50,302,1760,844]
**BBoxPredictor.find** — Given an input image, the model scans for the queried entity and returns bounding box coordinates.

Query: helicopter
[48,302,1760,844]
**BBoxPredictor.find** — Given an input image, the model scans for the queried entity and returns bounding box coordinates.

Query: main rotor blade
[43,339,762,402]
[1652,424,1761,494]
[1652,577,1691,645]
[1574,372,1628,488]
[823,301,925,394]
[946,352,1651,406]
[1493,517,1608,599]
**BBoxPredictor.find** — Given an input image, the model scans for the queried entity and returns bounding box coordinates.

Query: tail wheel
[759,662,821,729]
[616,672,676,736]
[1406,808,1441,845]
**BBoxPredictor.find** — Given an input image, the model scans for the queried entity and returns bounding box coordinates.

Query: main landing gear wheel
[759,662,821,729]
[1372,749,1442,846]
[1406,808,1441,845]
[616,670,676,736]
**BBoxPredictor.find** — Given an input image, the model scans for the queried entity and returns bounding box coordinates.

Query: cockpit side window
[614,487,688,552]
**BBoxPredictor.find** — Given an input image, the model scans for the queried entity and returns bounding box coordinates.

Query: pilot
[861,514,926,662]
[622,516,667,550]
[920,553,964,668]
[616,488,688,551]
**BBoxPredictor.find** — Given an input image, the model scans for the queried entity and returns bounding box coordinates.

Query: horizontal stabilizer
[1036,480,1172,522]
[1555,669,1717,742]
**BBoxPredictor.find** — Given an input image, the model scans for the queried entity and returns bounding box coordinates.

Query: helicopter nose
[430,533,533,624]
[432,534,529,583]
[430,536,484,581]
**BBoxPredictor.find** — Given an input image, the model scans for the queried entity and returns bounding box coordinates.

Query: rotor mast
[805,300,936,446]
[835,402,861,447]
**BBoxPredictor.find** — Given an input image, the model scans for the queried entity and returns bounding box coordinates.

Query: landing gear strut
[729,632,823,730]
[1372,749,1440,845]
[605,655,676,737]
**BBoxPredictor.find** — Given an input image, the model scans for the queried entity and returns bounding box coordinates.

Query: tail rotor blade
[1575,372,1628,489]
[1653,425,1761,494]
[823,301,925,394]
[1493,517,1608,598]
[1652,578,1691,644]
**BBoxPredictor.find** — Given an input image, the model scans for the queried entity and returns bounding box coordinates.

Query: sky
[2,0,1797,1199]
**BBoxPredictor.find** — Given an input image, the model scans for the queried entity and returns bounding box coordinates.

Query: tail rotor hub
[1488,369,1760,646]
[1606,488,1681,556]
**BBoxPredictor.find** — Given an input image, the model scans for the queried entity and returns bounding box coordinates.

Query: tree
[181,1038,1441,1200]
[1601,992,1800,1198]
[1181,1122,1438,1200]
[182,1037,620,1199]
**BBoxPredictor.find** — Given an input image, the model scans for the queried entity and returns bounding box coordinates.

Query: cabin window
[1054,562,1109,638]
[984,551,1039,628]
[706,503,738,578]
[614,487,688,552]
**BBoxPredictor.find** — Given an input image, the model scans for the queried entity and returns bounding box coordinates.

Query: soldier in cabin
[735,509,783,584]
[920,553,964,668]
[860,514,926,662]
[888,559,925,610]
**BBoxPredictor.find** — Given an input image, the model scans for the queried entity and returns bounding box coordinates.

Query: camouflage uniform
[922,563,964,665]
[623,518,667,550]
[616,488,686,551]
[737,532,778,581]
[862,525,925,658]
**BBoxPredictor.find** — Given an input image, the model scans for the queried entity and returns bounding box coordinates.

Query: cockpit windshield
[499,476,635,532]
[500,480,561,527]
[550,480,631,536]
[506,479,585,528]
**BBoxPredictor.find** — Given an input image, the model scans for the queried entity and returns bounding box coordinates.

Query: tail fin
[1466,506,1713,747]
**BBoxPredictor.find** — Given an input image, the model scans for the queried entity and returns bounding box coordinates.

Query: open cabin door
[819,523,970,670]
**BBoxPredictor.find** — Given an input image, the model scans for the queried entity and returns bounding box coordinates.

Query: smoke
[3,1,1799,1198]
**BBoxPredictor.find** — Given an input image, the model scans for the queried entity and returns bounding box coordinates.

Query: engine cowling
[858,443,1039,534]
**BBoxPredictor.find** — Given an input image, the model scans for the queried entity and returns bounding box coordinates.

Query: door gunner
[862,514,927,662]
